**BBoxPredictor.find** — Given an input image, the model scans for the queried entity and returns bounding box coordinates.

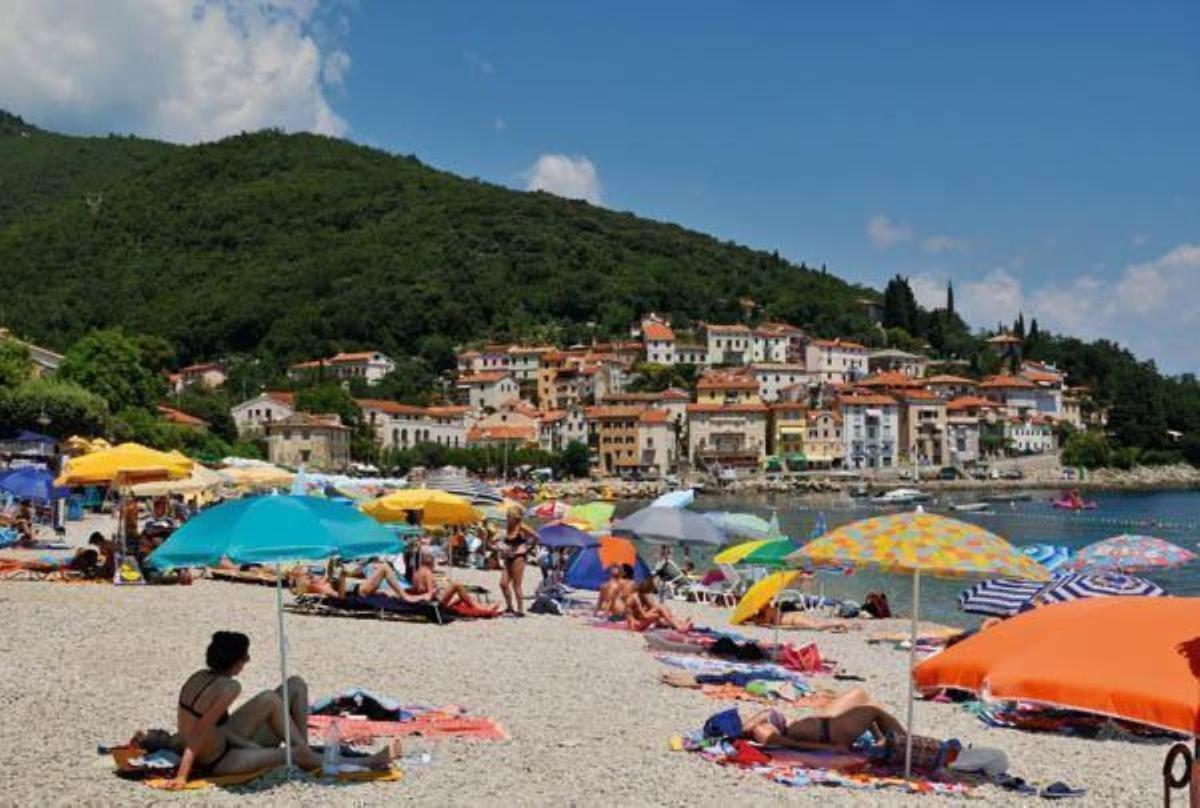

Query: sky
[2,0,1197,372]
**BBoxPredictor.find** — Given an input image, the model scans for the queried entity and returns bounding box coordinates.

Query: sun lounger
[287,592,451,624]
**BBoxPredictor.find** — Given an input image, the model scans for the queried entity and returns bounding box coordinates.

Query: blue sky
[2,1,1197,370]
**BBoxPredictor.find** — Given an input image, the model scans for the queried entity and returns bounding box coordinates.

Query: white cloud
[907,274,952,311]
[525,154,602,204]
[0,0,349,143]
[921,234,968,254]
[946,245,1200,373]
[867,214,912,250]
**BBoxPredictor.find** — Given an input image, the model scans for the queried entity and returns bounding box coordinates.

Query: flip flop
[1040,782,1087,799]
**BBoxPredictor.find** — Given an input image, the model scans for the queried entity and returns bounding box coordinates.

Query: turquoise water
[621,489,1200,626]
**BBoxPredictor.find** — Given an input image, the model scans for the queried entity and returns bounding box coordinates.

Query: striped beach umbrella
[1020,543,1072,572]
[1027,572,1165,608]
[958,578,1046,617]
[1068,534,1196,574]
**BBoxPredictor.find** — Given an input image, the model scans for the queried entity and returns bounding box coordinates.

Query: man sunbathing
[751,603,855,633]
[627,577,692,632]
[739,688,906,751]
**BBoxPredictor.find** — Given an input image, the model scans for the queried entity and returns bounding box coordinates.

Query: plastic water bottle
[322,720,341,775]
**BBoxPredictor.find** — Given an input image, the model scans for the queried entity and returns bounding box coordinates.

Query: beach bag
[530,592,566,615]
[780,643,823,673]
[702,708,743,740]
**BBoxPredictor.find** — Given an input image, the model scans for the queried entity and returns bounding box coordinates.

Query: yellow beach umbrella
[788,509,1049,777]
[56,442,193,486]
[730,571,800,625]
[362,489,481,526]
[714,539,772,566]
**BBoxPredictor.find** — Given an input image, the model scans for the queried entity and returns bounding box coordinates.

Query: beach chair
[687,565,742,608]
[287,592,450,625]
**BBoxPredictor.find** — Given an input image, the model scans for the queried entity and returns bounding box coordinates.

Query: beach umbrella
[55,442,193,486]
[362,489,481,526]
[530,500,570,520]
[703,511,772,540]
[789,509,1050,778]
[423,471,504,505]
[651,488,694,509]
[221,464,295,489]
[128,464,226,497]
[564,536,651,590]
[612,506,726,547]
[536,522,599,549]
[148,495,402,772]
[913,597,1200,737]
[1067,534,1196,574]
[730,571,800,625]
[713,538,772,565]
[740,538,800,569]
[1021,543,1072,572]
[957,578,1047,617]
[1026,572,1166,608]
[0,467,69,502]
[566,501,616,532]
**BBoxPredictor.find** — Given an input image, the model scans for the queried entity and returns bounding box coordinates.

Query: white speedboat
[950,502,991,513]
[871,488,931,505]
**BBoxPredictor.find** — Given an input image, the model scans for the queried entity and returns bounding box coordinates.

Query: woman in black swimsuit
[165,631,396,787]
[498,509,538,617]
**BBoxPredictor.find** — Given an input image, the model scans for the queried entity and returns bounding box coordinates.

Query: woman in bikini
[498,509,537,617]
[163,631,398,787]
[751,603,855,632]
[740,688,906,751]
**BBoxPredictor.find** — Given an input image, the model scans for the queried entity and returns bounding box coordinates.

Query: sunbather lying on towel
[740,688,906,752]
[409,552,499,614]
[751,604,855,632]
[596,563,636,617]
[156,630,400,788]
[627,577,693,632]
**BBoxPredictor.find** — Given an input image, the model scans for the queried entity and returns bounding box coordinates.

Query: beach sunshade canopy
[148,494,402,569]
[220,465,295,489]
[1026,572,1166,608]
[713,538,772,565]
[731,571,800,625]
[566,501,616,532]
[789,511,1051,581]
[530,500,570,520]
[613,506,726,546]
[362,489,481,526]
[914,597,1200,736]
[740,538,800,568]
[564,537,650,590]
[1068,534,1196,574]
[704,511,772,540]
[957,578,1046,617]
[1021,543,1072,573]
[129,464,226,497]
[537,522,598,549]
[0,467,69,502]
[423,471,504,505]
[55,442,193,486]
[651,489,695,509]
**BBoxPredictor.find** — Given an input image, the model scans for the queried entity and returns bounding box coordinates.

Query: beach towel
[110,745,403,789]
[308,713,508,743]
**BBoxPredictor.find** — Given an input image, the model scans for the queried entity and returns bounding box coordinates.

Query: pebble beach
[0,519,1174,807]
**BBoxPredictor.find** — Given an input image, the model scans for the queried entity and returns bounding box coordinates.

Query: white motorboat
[870,488,931,505]
[949,502,991,513]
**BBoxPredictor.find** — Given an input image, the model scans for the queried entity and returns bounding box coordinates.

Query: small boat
[950,502,991,513]
[871,488,931,505]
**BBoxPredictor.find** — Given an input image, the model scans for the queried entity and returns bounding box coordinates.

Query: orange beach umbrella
[913,597,1200,737]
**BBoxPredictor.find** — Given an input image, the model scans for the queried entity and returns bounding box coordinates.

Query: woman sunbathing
[409,552,499,614]
[163,631,399,788]
[595,564,635,617]
[627,577,693,632]
[752,603,855,633]
[740,688,906,751]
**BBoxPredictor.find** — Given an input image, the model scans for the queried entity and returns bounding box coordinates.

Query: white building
[289,351,396,385]
[357,400,472,451]
[642,320,677,365]
[751,322,804,363]
[704,324,752,365]
[1004,415,1058,454]
[868,349,928,379]
[838,393,900,470]
[805,339,868,384]
[230,391,296,437]
[636,408,676,478]
[751,363,811,403]
[457,372,520,413]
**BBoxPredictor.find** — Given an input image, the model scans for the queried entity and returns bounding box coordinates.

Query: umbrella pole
[904,568,921,779]
[275,562,293,774]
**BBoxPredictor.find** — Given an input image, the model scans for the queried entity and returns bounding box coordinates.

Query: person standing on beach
[499,508,537,617]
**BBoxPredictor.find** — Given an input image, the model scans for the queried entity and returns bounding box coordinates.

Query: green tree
[58,329,163,413]
[882,275,920,335]
[0,378,108,438]
[555,440,591,478]
[0,340,31,389]
[295,384,361,427]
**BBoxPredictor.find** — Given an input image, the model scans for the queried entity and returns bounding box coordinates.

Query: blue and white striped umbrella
[958,577,1047,617]
[1027,572,1165,608]
[1021,543,1072,572]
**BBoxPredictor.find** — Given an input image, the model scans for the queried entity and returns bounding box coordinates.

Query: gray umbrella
[612,506,726,546]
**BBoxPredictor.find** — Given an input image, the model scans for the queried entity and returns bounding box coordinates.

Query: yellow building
[695,370,761,405]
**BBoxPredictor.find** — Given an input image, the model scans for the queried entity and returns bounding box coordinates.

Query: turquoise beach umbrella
[147,495,402,773]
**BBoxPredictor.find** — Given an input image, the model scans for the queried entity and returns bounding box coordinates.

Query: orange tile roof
[837,393,898,406]
[979,374,1037,389]
[467,424,536,442]
[540,410,568,423]
[659,387,692,400]
[181,362,223,373]
[265,391,295,406]
[642,321,675,341]
[946,395,1002,411]
[425,405,470,417]
[986,333,1023,344]
[157,404,208,427]
[811,338,867,350]
[290,358,325,369]
[754,321,804,335]
[1019,364,1064,384]
[330,351,381,363]
[859,371,921,388]
[807,409,843,424]
[686,403,769,414]
[585,406,647,419]
[897,389,943,402]
[638,409,671,424]
[356,398,426,416]
[925,374,977,385]
[704,323,751,334]
[458,371,511,384]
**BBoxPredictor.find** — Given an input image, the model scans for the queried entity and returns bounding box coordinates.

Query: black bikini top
[179,673,230,726]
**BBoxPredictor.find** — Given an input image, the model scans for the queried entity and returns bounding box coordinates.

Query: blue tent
[564,538,651,590]
[0,467,68,502]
